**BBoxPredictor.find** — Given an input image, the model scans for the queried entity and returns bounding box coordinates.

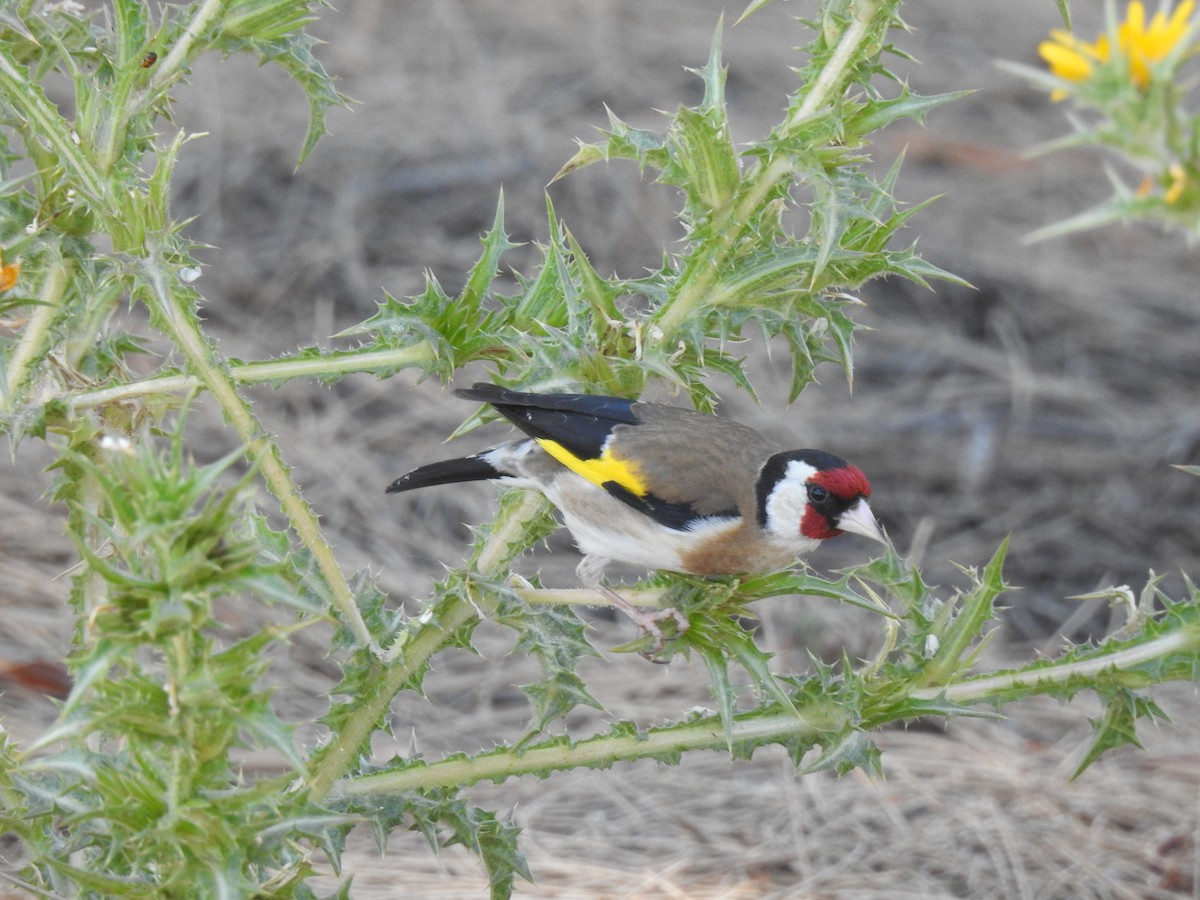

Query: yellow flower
[1122,0,1197,85]
[1165,162,1188,202]
[1135,163,1189,202]
[1039,0,1196,95]
[0,251,19,293]
[1040,30,1110,94]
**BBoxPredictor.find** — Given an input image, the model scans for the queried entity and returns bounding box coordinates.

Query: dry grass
[3,1,1199,896]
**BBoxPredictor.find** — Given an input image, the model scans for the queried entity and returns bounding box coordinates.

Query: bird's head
[757,449,886,548]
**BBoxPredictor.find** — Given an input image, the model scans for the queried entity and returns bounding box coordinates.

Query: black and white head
[756,450,886,550]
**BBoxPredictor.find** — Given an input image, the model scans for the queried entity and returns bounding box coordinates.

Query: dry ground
[3,1,1199,897]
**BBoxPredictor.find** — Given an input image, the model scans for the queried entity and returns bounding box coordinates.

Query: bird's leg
[596,585,689,656]
[577,556,689,655]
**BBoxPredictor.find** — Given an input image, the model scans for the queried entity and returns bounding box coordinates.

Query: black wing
[457,384,739,531]
[454,383,639,460]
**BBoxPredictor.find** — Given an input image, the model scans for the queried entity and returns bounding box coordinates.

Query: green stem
[922,626,1200,705]
[334,707,836,798]
[513,586,668,609]
[653,0,888,343]
[2,257,70,410]
[332,620,1200,797]
[308,592,482,801]
[471,493,550,581]
[140,254,372,649]
[147,0,225,94]
[0,48,106,205]
[63,344,437,410]
[308,491,550,801]
[783,1,878,132]
[94,1,139,173]
[233,346,437,385]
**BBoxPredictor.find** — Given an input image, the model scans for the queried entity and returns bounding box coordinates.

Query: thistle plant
[1,1,1199,897]
[1011,0,1200,238]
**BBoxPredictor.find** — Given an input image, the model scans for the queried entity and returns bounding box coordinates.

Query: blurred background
[3,1,1198,895]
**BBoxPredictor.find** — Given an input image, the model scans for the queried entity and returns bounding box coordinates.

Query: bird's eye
[807,484,830,504]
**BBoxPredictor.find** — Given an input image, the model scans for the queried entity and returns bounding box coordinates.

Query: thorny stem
[147,0,225,95]
[471,493,547,583]
[784,1,877,131]
[513,586,670,609]
[0,49,107,206]
[334,707,840,799]
[62,344,438,410]
[140,254,372,649]
[307,589,485,801]
[333,620,1200,797]
[924,627,1200,704]
[309,491,550,801]
[653,0,888,342]
[2,258,70,410]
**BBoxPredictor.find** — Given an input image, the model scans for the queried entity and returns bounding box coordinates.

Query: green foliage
[494,589,605,743]
[335,544,1200,799]
[0,0,1197,897]
[338,786,529,900]
[1,425,352,895]
[343,16,965,407]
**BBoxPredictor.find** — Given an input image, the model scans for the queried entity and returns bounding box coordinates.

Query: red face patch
[811,464,871,502]
[801,505,842,540]
[799,464,871,540]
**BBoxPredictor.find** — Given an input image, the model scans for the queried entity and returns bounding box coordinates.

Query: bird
[387,383,887,651]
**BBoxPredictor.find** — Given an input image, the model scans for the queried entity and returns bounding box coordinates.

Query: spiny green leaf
[1072,688,1165,779]
[343,788,530,900]
[809,171,851,286]
[690,18,728,114]
[463,192,520,309]
[552,106,671,182]
[493,594,603,741]
[919,538,1012,684]
[438,798,531,900]
[244,507,331,616]
[845,88,972,134]
[509,196,570,327]
[727,629,798,716]
[670,105,740,221]
[562,225,622,330]
[737,0,779,24]
[1023,194,1151,243]
[866,693,1005,727]
[215,3,348,167]
[803,728,883,778]
[738,566,896,618]
[517,672,602,737]
[698,643,739,750]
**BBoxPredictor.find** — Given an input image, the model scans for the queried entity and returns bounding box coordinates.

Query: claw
[597,585,689,658]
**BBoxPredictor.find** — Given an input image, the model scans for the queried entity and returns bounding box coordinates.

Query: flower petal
[0,262,20,293]
[1127,1,1146,35]
[1039,40,1095,81]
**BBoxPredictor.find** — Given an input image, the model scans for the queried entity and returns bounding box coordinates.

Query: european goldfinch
[387,384,887,649]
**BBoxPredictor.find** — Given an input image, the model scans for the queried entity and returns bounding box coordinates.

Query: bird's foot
[597,585,689,659]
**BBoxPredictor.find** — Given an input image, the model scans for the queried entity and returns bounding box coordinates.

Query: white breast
[544,474,740,573]
[484,439,743,574]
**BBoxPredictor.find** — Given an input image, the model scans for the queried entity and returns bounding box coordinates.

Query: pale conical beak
[837,499,887,545]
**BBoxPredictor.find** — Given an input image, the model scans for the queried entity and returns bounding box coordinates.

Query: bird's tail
[386,454,500,494]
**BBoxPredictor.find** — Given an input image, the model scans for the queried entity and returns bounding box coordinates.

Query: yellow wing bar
[535,438,649,497]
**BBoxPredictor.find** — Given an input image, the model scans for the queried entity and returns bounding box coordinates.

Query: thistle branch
[139,253,372,648]
[334,617,1200,798]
